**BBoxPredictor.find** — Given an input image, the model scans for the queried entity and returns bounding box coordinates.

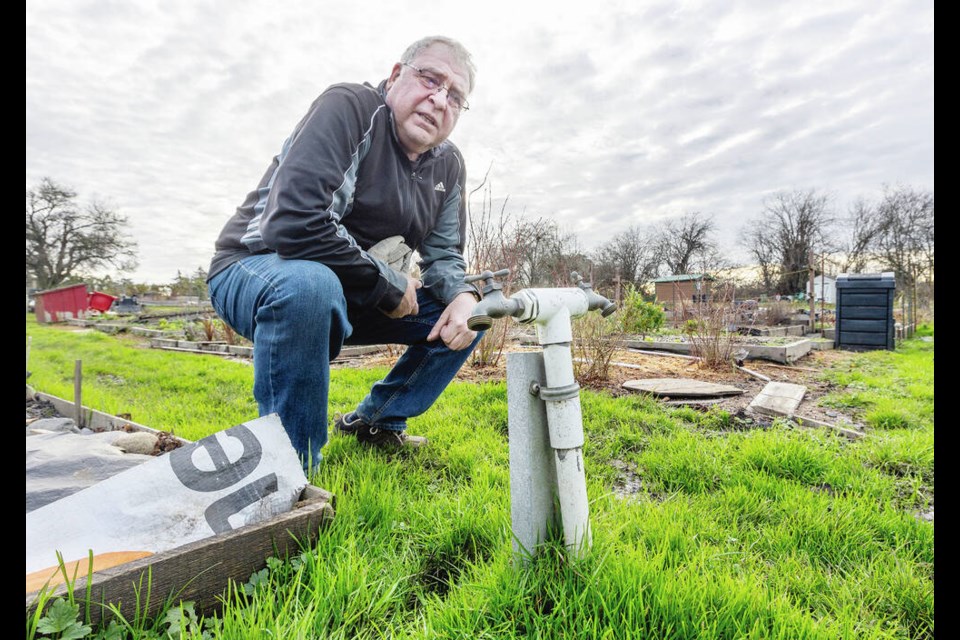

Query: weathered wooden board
[26,485,335,626]
[35,392,191,444]
[747,382,807,417]
[793,414,865,440]
[623,378,744,397]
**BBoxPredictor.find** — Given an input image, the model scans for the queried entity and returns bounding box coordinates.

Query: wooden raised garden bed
[25,393,336,627]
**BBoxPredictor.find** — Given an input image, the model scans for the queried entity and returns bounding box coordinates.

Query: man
[207,36,482,472]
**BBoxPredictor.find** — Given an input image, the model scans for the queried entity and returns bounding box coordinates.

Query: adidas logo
[434,182,446,192]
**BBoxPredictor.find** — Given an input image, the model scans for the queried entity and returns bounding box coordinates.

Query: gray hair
[400,36,476,94]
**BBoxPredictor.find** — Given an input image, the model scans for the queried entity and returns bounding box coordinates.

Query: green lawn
[26,317,934,639]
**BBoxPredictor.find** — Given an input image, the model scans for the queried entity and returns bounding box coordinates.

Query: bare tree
[466,165,511,275]
[841,197,882,273]
[655,212,719,275]
[743,224,778,292]
[741,189,835,295]
[871,185,934,288]
[26,178,138,290]
[511,216,581,288]
[465,168,584,290]
[466,171,519,368]
[842,185,934,286]
[590,224,659,291]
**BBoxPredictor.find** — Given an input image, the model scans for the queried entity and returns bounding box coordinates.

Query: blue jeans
[208,254,482,470]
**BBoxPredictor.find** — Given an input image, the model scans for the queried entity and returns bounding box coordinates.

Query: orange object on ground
[26,550,153,594]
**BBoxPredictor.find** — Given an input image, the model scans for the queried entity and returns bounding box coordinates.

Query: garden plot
[624,335,814,364]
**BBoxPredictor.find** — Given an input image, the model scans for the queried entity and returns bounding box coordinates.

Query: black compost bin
[834,273,896,350]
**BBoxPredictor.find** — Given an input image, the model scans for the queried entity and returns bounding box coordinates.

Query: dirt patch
[346,341,862,429]
[25,395,61,422]
[594,348,861,428]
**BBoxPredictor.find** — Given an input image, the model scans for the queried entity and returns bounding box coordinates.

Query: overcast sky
[26,0,934,284]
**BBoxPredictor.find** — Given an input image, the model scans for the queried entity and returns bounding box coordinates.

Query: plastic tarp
[26,424,154,513]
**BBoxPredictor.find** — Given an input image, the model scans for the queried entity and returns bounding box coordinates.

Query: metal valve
[571,272,617,317]
[464,269,523,331]
[464,268,510,295]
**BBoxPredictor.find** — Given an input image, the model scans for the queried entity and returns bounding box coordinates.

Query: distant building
[812,275,837,304]
[652,274,717,311]
[33,283,89,323]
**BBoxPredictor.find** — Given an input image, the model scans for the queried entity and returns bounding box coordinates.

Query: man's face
[385,44,470,161]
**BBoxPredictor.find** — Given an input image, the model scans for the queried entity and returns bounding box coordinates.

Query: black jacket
[209,81,474,312]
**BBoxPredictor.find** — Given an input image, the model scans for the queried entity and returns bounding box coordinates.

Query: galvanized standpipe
[466,271,615,560]
[535,297,592,558]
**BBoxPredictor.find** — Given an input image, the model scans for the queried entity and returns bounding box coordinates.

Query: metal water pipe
[466,270,615,560]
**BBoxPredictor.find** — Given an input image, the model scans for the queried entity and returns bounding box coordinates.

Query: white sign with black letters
[25,414,308,574]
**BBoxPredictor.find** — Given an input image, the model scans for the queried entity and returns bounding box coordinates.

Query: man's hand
[384,276,422,319]
[427,292,480,351]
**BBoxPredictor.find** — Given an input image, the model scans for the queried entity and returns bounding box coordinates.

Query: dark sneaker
[334,411,364,436]
[336,412,427,448]
[355,423,427,449]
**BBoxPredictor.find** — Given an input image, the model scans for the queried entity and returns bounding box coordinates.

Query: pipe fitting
[467,291,525,331]
[585,290,617,317]
[571,272,617,317]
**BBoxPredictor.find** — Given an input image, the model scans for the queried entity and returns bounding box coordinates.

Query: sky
[26,0,934,284]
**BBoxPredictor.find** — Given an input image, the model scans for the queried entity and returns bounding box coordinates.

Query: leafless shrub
[467,168,522,369]
[760,301,792,326]
[572,311,625,386]
[384,343,404,360]
[218,320,240,345]
[200,317,218,341]
[679,285,742,370]
[471,317,512,368]
[183,321,207,342]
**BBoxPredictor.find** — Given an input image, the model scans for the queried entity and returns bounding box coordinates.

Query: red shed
[34,283,89,323]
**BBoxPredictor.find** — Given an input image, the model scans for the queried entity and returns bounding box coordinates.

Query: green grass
[26,319,257,441]
[819,339,934,432]
[915,323,933,338]
[26,316,934,639]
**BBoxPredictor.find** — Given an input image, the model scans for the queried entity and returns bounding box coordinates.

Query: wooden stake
[820,254,825,338]
[808,248,815,333]
[627,348,700,361]
[74,359,83,428]
[736,365,771,382]
[793,414,865,440]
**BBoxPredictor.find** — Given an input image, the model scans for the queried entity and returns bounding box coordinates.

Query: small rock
[915,508,934,522]
[26,385,36,401]
[113,431,160,455]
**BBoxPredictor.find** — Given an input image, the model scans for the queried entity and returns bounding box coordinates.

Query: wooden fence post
[74,360,83,428]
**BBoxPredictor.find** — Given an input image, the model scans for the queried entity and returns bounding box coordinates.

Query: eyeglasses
[401,62,470,112]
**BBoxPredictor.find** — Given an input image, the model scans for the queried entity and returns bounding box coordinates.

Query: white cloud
[26,0,934,282]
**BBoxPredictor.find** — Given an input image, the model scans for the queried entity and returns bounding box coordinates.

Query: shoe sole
[357,431,428,449]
